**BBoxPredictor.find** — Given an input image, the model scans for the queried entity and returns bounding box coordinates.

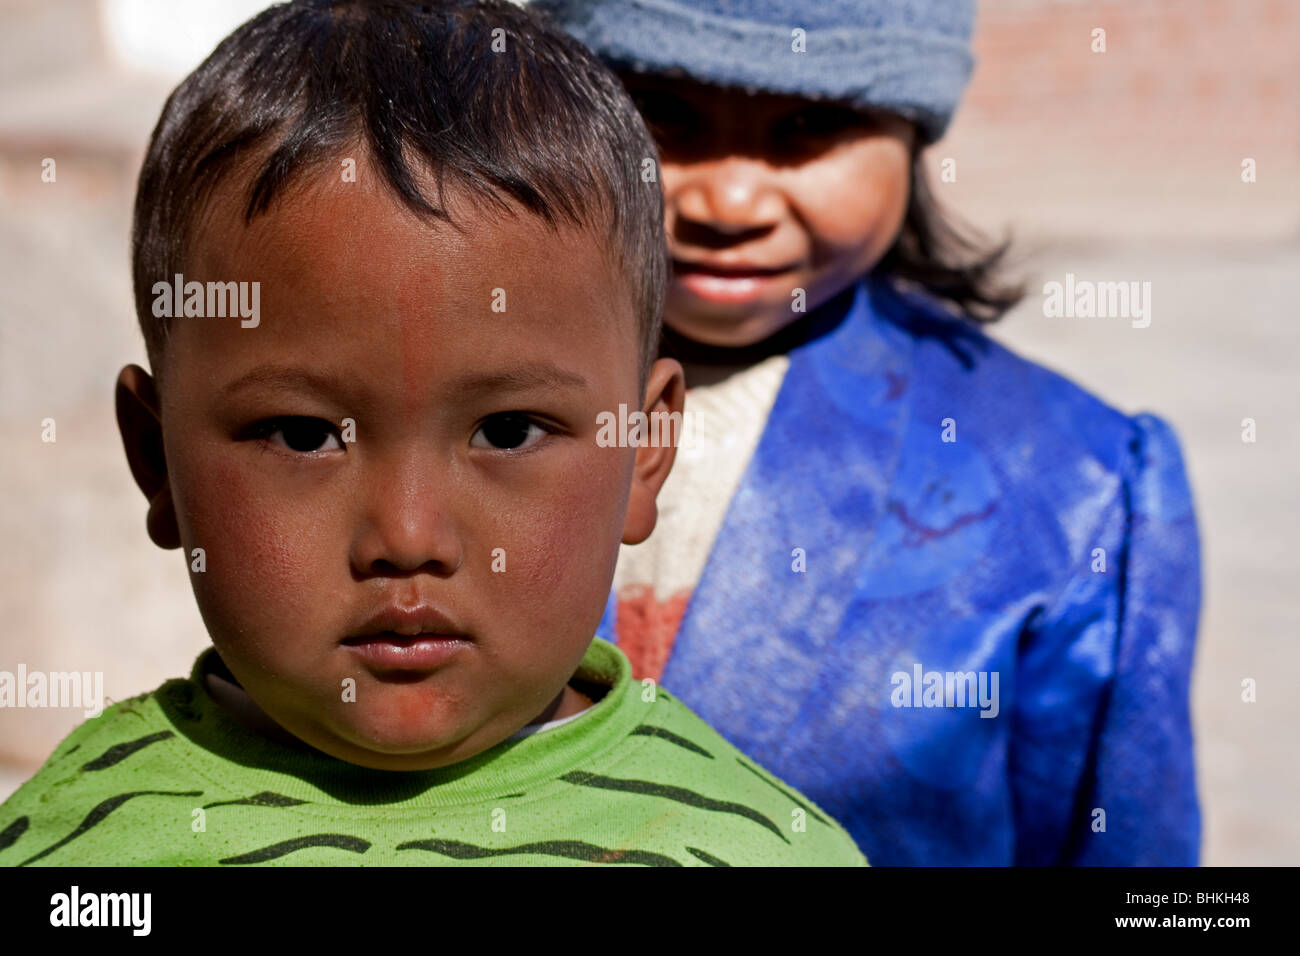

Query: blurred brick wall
[0,0,193,770]
[932,0,1300,241]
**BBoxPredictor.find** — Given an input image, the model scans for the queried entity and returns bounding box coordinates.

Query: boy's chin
[288,699,505,770]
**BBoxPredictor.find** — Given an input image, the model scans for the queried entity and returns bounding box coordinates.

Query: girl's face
[624,74,916,347]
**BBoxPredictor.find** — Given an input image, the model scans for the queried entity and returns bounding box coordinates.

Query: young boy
[538,0,1202,865]
[0,0,865,867]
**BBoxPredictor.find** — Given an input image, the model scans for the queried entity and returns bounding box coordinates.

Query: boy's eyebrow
[221,365,353,399]
[219,362,589,399]
[447,363,589,396]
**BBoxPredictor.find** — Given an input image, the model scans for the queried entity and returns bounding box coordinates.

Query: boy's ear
[621,358,686,546]
[115,364,182,550]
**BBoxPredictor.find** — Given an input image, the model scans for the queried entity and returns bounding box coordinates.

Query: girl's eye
[773,105,870,147]
[471,413,547,451]
[252,417,343,454]
[629,90,700,145]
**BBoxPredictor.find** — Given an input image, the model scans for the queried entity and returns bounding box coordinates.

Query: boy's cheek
[479,463,626,622]
[171,453,337,631]
[484,504,614,596]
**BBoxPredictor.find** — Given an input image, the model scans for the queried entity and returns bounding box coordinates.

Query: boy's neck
[204,665,310,749]
[529,684,595,724]
[661,284,858,389]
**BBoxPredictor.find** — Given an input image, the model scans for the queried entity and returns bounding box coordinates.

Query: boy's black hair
[132,0,666,387]
[876,139,1025,323]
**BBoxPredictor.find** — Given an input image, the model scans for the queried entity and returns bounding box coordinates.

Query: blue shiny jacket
[597,273,1201,865]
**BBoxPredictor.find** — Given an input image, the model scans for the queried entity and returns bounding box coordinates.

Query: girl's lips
[342,633,470,671]
[672,260,798,306]
[675,270,791,305]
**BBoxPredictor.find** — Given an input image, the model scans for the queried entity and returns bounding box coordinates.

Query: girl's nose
[672,159,786,236]
[349,454,464,577]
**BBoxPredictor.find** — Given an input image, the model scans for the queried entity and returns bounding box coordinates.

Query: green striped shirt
[0,638,866,866]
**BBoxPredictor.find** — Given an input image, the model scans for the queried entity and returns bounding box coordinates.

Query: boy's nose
[673,159,785,236]
[349,459,464,577]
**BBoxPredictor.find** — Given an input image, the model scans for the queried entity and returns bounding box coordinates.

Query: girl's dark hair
[876,138,1026,322]
[132,0,666,387]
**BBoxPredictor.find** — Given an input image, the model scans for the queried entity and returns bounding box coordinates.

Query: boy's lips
[343,603,471,671]
[344,635,470,671]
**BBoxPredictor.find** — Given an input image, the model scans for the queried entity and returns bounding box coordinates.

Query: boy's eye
[250,417,344,454]
[471,413,547,451]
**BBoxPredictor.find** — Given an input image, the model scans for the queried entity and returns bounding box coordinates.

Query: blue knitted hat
[532,0,976,144]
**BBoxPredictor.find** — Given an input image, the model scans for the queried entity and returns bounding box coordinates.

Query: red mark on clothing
[886,500,997,546]
[884,371,908,401]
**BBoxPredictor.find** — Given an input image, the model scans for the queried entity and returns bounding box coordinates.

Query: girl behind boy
[537,0,1202,865]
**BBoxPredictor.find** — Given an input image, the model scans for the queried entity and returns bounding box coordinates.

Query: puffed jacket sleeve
[1011,412,1202,865]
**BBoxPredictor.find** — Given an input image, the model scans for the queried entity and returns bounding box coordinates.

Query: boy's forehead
[176,162,639,395]
[196,167,518,298]
[192,164,617,318]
